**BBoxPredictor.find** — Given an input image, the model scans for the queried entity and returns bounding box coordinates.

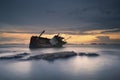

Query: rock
[0,53,29,60]
[27,51,77,60]
[86,53,99,56]
[79,52,99,57]
[79,52,86,56]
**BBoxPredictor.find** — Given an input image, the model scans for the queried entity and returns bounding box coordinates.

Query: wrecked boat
[29,30,67,48]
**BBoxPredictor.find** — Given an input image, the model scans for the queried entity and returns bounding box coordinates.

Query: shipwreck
[29,30,67,48]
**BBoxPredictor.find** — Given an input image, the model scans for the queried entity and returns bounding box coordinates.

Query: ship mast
[39,30,45,37]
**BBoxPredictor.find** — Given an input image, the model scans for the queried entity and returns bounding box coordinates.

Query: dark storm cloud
[101,28,120,33]
[0,0,120,33]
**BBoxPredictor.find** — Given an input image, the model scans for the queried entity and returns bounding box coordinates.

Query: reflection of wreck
[29,30,67,48]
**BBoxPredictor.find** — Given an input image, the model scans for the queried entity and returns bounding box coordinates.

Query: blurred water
[0,44,120,80]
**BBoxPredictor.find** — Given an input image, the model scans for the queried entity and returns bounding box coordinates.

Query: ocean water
[0,44,120,80]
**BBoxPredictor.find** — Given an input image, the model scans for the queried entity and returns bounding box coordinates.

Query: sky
[0,0,120,44]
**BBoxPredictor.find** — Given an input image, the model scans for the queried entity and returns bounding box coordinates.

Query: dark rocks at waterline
[27,51,77,60]
[79,52,86,56]
[0,51,99,61]
[0,53,29,60]
[87,53,99,56]
[79,52,99,57]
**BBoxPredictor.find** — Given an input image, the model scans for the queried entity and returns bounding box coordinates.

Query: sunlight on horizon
[0,31,120,44]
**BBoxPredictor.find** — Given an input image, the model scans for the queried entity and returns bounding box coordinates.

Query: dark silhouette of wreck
[29,30,67,48]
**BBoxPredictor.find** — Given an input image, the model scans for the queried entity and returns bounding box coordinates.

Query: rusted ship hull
[29,36,50,48]
[29,32,66,48]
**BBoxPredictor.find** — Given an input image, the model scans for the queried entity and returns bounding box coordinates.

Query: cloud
[96,36,120,44]
[0,0,120,30]
[0,32,29,44]
[101,28,120,33]
[0,37,25,44]
[0,27,120,36]
[96,36,110,41]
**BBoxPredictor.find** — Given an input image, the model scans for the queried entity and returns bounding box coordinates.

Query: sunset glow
[0,0,120,45]
[0,30,120,44]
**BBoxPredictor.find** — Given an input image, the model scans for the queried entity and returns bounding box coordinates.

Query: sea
[0,44,120,80]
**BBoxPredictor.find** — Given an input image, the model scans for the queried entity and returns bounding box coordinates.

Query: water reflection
[68,56,100,73]
[0,45,120,80]
[0,53,120,80]
[53,56,103,75]
[8,61,31,74]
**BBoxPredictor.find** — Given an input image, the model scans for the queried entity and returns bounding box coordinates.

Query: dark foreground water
[0,44,120,80]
